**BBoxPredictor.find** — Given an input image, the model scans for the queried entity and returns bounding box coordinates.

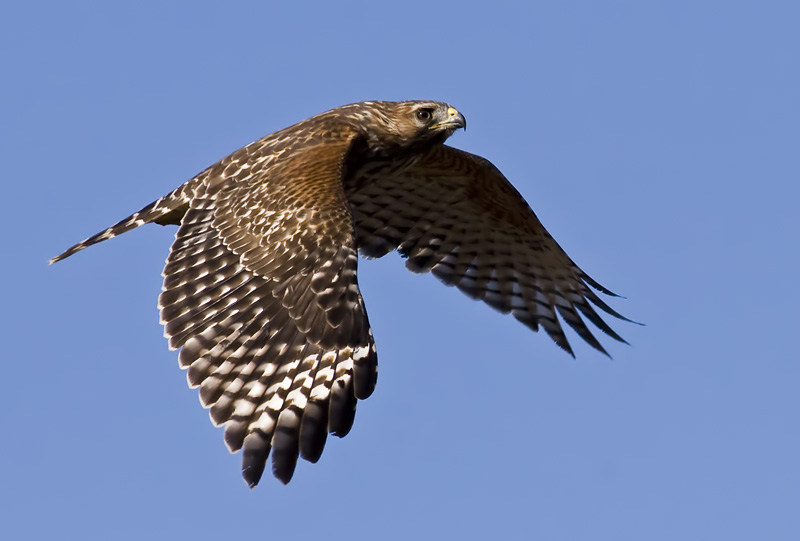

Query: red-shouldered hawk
[51,101,633,487]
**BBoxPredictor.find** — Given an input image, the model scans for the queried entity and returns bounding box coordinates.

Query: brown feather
[50,100,632,487]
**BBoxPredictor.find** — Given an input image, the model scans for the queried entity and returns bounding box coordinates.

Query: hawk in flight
[51,101,632,487]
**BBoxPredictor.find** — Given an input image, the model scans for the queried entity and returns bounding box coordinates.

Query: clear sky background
[3,1,798,540]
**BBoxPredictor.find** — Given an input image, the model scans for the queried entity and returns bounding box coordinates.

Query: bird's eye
[416,109,433,122]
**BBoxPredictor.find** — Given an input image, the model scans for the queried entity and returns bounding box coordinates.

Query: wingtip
[581,272,633,299]
[552,335,576,359]
[587,338,611,359]
[242,464,266,489]
[272,470,293,485]
[244,473,262,489]
[581,275,647,326]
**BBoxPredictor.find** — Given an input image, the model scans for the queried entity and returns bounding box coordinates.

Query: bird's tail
[49,185,192,264]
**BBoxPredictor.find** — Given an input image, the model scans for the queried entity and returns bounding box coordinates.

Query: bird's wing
[158,136,377,486]
[349,144,632,356]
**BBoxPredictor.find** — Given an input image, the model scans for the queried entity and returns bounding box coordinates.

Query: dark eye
[416,108,433,122]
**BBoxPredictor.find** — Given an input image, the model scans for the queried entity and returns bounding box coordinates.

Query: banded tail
[49,186,191,264]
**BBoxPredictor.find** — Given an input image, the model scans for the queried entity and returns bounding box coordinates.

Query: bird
[51,100,633,487]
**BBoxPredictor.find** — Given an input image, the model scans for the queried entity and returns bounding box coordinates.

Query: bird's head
[392,100,467,137]
[351,100,467,156]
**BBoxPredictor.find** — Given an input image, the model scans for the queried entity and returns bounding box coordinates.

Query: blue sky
[3,1,799,539]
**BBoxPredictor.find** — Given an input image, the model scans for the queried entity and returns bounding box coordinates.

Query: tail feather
[49,188,191,264]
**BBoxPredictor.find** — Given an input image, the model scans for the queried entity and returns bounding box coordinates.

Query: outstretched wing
[159,137,377,486]
[348,145,632,356]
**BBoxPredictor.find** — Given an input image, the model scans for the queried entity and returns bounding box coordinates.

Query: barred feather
[349,145,637,357]
[50,100,633,487]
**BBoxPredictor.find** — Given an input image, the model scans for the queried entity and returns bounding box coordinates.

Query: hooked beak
[430,106,467,131]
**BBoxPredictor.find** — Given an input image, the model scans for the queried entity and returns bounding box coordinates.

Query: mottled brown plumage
[51,100,633,487]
